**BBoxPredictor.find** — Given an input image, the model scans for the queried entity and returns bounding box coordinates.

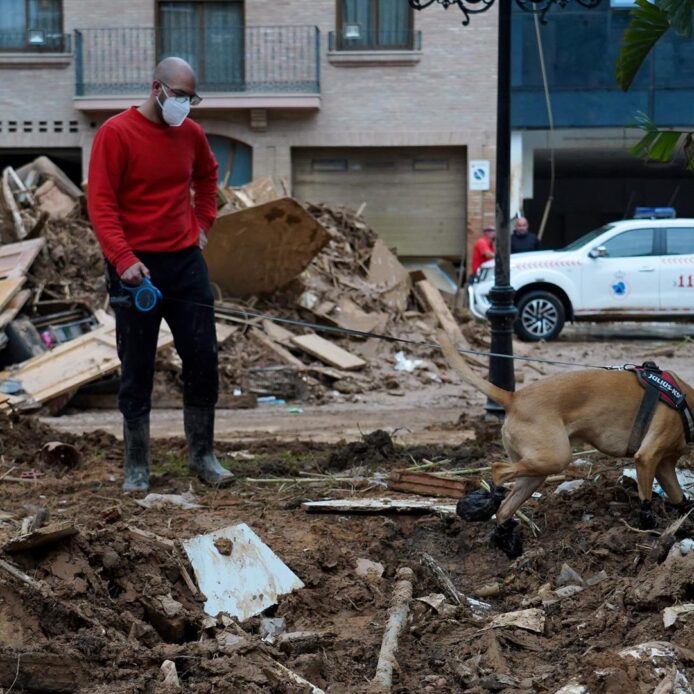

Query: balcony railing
[328,30,421,52]
[74,26,320,97]
[0,31,71,53]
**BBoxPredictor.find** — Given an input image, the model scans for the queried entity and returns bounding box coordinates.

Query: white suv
[468,218,694,341]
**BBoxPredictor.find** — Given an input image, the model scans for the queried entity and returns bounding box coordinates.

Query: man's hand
[120,261,150,285]
[198,228,208,251]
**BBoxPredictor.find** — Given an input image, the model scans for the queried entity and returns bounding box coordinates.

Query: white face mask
[157,85,190,127]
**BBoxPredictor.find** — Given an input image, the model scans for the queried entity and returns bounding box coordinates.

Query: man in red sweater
[88,57,232,491]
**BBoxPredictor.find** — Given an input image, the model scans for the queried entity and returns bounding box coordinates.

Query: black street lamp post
[409,0,601,416]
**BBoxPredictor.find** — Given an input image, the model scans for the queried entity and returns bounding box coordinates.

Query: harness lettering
[625,361,694,456]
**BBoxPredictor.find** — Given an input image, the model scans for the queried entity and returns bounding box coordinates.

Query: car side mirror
[589,246,608,259]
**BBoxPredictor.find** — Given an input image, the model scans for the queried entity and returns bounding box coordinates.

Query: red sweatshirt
[87,107,218,275]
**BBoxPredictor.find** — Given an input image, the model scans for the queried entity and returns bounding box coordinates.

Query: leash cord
[156,294,618,372]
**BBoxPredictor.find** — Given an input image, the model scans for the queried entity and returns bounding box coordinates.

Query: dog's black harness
[625,361,694,456]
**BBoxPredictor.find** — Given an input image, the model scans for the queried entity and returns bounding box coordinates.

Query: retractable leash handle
[115,277,163,313]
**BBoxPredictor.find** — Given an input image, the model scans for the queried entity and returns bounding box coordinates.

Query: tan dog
[437,330,693,554]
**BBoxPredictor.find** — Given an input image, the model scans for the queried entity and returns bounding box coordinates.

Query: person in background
[471,226,496,275]
[511,216,541,253]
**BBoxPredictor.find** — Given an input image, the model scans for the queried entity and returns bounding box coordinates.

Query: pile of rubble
[0,415,692,692]
[0,158,484,414]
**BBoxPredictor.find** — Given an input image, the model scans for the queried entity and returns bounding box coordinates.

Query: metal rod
[486,0,516,416]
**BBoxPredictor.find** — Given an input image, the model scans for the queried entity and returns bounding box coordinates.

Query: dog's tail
[436,329,514,410]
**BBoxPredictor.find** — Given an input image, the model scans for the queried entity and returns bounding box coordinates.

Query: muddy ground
[1,325,694,693]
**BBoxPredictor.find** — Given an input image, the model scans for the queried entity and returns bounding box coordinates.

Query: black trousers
[107,246,218,420]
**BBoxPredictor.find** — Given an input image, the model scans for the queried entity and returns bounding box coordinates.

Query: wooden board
[388,470,475,498]
[205,198,330,298]
[215,322,237,344]
[0,320,173,412]
[249,328,305,368]
[302,498,457,516]
[262,318,295,345]
[4,521,78,553]
[415,280,466,345]
[367,239,412,312]
[0,289,31,330]
[0,276,25,315]
[291,334,366,371]
[0,238,45,278]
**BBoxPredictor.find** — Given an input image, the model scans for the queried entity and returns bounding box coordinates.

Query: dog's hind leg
[490,475,546,558]
[495,475,546,525]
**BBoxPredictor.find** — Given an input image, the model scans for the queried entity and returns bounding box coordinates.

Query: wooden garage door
[292,147,466,258]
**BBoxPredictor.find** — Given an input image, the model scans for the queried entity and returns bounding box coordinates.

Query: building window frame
[0,0,67,53]
[156,0,245,89]
[335,0,415,51]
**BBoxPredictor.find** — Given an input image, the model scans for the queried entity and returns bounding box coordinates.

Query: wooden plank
[0,321,173,412]
[0,238,45,278]
[216,322,237,343]
[388,470,475,498]
[249,327,306,368]
[4,521,78,553]
[0,276,25,314]
[262,318,295,345]
[0,289,31,330]
[291,334,366,371]
[302,498,456,516]
[1,167,27,240]
[204,198,330,298]
[414,279,465,345]
[414,279,486,368]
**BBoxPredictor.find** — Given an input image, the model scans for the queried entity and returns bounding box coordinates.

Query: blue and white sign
[469,160,490,191]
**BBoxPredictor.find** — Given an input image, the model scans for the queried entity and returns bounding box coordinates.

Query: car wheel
[515,291,565,342]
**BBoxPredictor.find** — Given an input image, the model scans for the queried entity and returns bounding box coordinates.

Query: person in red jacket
[88,57,232,491]
[471,226,496,275]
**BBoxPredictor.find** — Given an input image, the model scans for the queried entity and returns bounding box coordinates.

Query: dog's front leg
[490,475,546,558]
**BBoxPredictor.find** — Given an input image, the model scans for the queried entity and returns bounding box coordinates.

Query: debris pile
[0,161,478,414]
[0,418,693,691]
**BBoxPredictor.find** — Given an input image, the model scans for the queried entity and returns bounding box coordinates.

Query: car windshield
[558,224,615,251]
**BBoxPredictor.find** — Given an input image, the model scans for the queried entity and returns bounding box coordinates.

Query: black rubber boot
[490,519,523,559]
[123,415,150,492]
[183,405,233,486]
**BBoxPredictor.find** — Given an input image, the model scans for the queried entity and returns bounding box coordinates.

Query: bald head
[514,217,529,236]
[154,57,196,85]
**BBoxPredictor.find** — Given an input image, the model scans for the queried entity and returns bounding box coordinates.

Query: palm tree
[616,0,694,169]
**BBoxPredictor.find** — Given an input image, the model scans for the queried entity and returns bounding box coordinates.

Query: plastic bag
[456,484,507,522]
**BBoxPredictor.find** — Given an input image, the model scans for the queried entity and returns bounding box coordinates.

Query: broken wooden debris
[291,333,366,371]
[303,498,457,516]
[368,567,415,693]
[420,552,464,606]
[389,469,475,498]
[490,608,546,634]
[367,239,412,312]
[277,630,336,656]
[3,520,78,553]
[0,314,173,412]
[205,198,330,298]
[249,327,306,369]
[246,365,305,399]
[182,523,304,620]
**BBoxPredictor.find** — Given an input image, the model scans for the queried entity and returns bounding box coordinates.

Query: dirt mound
[0,416,692,691]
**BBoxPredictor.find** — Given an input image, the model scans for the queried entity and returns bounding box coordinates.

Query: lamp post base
[485,284,516,418]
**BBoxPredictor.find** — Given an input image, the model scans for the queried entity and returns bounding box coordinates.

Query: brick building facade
[1,0,499,262]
